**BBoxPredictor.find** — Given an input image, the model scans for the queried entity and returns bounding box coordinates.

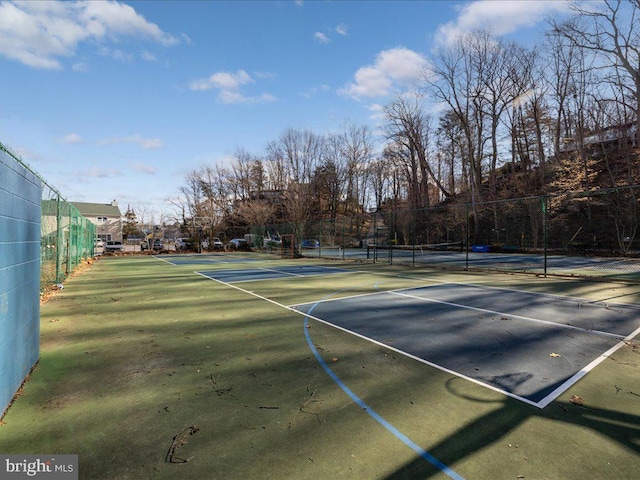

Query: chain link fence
[41,187,96,288]
[246,185,640,282]
[1,142,96,291]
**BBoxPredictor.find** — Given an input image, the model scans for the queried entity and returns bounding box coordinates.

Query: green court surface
[1,253,639,479]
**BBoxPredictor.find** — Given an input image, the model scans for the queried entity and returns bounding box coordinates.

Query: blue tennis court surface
[198,265,350,283]
[311,248,640,275]
[292,284,640,407]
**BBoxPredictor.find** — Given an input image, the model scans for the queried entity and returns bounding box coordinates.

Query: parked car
[105,241,124,252]
[152,239,164,251]
[212,237,224,250]
[94,238,105,255]
[228,238,248,250]
[301,239,320,249]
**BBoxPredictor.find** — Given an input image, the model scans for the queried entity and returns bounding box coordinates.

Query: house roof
[72,201,122,217]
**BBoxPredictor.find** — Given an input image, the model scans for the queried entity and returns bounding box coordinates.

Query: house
[72,200,123,242]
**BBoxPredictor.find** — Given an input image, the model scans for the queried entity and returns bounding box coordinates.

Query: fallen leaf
[570,395,584,406]
[550,353,561,358]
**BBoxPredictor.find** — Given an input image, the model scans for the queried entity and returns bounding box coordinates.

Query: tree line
[160,1,638,243]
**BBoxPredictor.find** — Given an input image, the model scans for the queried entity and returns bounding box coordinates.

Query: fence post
[374,210,379,263]
[412,208,416,267]
[465,203,470,270]
[55,194,63,284]
[342,219,345,260]
[542,195,548,277]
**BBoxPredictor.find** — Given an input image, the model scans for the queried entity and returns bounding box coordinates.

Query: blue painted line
[303,302,465,480]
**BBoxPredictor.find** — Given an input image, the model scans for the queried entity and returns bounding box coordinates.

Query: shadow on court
[4,256,639,479]
[386,377,640,479]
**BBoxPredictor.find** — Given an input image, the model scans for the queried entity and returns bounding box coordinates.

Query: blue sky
[0,0,570,221]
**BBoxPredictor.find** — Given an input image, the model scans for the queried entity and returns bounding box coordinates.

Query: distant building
[72,200,123,242]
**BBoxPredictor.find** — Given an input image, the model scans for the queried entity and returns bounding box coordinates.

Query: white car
[105,241,125,252]
[94,239,105,255]
[212,237,224,250]
[228,238,248,250]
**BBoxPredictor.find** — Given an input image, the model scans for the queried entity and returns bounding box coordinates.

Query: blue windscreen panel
[0,149,42,416]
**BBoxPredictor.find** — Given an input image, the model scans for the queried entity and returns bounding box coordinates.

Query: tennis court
[2,253,640,479]
[293,284,640,407]
[198,264,351,283]
[198,263,640,407]
[157,253,260,266]
[307,245,640,277]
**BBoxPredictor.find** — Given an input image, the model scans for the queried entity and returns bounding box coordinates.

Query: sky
[0,0,571,221]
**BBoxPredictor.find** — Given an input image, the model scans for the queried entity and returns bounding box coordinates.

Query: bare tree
[384,95,450,208]
[319,133,348,221]
[552,0,640,145]
[428,30,516,240]
[435,110,466,196]
[428,31,491,210]
[335,123,374,215]
[234,200,276,237]
[265,128,325,237]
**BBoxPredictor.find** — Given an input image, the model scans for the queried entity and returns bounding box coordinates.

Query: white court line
[298,286,640,408]
[537,323,640,408]
[389,290,627,340]
[196,269,640,408]
[152,255,178,265]
[352,267,640,310]
[219,266,356,283]
[291,268,626,311]
[196,270,541,407]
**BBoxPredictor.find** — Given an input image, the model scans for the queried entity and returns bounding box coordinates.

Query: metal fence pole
[465,204,469,270]
[373,210,377,263]
[342,219,345,261]
[542,195,548,277]
[55,194,63,283]
[412,208,416,267]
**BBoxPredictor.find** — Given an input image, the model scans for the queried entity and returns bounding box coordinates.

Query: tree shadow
[384,377,640,479]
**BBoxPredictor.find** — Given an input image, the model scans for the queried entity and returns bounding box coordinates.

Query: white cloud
[141,50,157,62]
[0,0,181,69]
[99,46,134,63]
[189,70,277,104]
[254,71,277,80]
[81,166,122,178]
[61,132,83,144]
[314,32,330,44]
[99,134,163,150]
[130,162,157,174]
[367,103,385,121]
[335,24,348,36]
[339,47,430,100]
[300,84,331,99]
[72,62,88,72]
[190,70,252,91]
[436,0,570,46]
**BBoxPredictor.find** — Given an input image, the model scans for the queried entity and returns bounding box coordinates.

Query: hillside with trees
[150,0,638,254]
